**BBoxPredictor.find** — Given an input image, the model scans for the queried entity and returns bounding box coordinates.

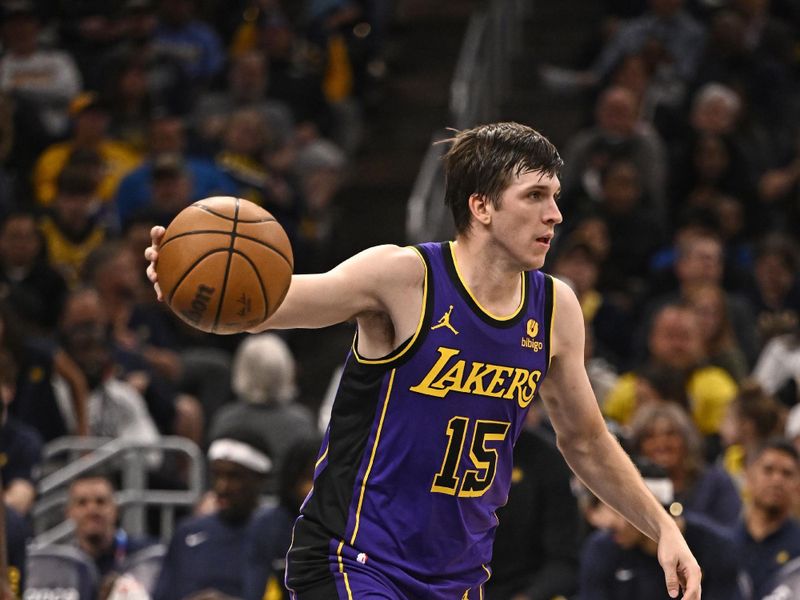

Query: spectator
[585,158,665,295]
[561,85,668,224]
[102,54,160,153]
[628,402,742,527]
[0,209,68,333]
[603,303,738,441]
[242,435,321,600]
[215,107,301,238]
[288,139,348,271]
[746,233,800,347]
[58,287,160,451]
[0,0,83,140]
[753,324,800,407]
[39,164,108,288]
[632,363,689,412]
[594,0,706,84]
[643,228,758,363]
[151,0,225,90]
[0,349,42,516]
[550,234,631,369]
[684,282,749,381]
[720,381,783,487]
[152,429,270,600]
[192,50,294,155]
[1,300,89,441]
[486,422,580,600]
[33,92,142,206]
[734,438,800,598]
[579,459,746,600]
[670,133,753,230]
[81,241,204,447]
[139,153,195,227]
[208,333,316,471]
[66,473,155,579]
[113,115,236,230]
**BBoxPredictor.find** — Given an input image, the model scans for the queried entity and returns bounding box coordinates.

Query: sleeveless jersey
[287,241,555,595]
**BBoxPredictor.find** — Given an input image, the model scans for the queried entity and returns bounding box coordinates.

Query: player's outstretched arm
[145,226,425,333]
[538,278,702,600]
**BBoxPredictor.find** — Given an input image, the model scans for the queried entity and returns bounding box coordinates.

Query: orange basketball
[156,196,293,334]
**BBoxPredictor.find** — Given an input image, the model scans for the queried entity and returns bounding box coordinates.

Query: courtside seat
[25,544,99,600]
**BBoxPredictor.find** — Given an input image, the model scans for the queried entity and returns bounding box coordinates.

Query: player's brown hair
[442,122,563,234]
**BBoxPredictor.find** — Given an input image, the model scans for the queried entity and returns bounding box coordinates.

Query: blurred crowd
[4,0,800,598]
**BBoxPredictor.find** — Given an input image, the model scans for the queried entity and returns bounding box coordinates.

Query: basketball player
[145,123,701,599]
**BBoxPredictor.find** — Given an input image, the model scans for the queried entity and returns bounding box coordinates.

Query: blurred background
[3,0,800,598]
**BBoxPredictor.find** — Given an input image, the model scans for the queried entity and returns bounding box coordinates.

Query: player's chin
[523,252,547,271]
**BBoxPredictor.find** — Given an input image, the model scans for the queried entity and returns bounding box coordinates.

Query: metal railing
[406,0,532,243]
[32,436,205,547]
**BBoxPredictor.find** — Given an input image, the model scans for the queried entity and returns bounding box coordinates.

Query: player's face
[489,169,562,270]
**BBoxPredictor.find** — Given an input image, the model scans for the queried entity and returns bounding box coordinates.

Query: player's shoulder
[549,275,582,324]
[350,244,426,285]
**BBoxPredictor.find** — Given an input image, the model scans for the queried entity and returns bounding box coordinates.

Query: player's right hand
[144,225,166,302]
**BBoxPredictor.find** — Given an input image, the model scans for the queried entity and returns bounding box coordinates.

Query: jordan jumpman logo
[431,305,459,335]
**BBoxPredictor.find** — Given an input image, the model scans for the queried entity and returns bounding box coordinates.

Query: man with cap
[152,429,270,600]
[33,91,141,205]
[579,458,747,600]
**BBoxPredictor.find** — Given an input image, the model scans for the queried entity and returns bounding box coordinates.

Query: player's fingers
[680,562,702,600]
[154,281,163,303]
[150,225,165,245]
[664,561,680,598]
[146,262,158,283]
[144,246,158,263]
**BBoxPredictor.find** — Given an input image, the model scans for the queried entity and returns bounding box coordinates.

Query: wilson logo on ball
[181,284,216,324]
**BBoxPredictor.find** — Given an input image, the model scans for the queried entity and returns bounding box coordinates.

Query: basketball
[156,196,294,334]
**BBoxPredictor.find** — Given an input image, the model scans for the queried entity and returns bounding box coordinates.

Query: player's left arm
[538,278,701,600]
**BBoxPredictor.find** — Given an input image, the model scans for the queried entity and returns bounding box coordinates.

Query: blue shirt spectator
[580,511,746,600]
[152,0,225,86]
[734,439,800,598]
[114,157,236,230]
[153,431,271,600]
[734,518,800,598]
[592,0,706,82]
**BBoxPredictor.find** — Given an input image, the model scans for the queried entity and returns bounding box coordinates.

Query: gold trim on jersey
[352,246,429,365]
[315,443,329,469]
[480,563,492,598]
[336,539,354,599]
[448,241,525,321]
[350,368,396,544]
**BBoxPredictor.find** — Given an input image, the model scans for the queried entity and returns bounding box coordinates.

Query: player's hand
[658,527,702,599]
[144,226,165,302]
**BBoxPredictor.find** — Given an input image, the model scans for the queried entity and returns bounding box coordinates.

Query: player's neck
[451,237,522,315]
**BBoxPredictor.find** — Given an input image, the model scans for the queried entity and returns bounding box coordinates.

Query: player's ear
[468,193,492,226]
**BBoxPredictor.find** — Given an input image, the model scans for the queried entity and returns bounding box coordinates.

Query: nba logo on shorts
[356,552,368,564]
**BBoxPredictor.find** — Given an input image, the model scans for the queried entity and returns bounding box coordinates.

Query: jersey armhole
[544,274,555,371]
[351,245,433,366]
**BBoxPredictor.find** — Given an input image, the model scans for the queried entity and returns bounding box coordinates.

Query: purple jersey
[287,242,554,599]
